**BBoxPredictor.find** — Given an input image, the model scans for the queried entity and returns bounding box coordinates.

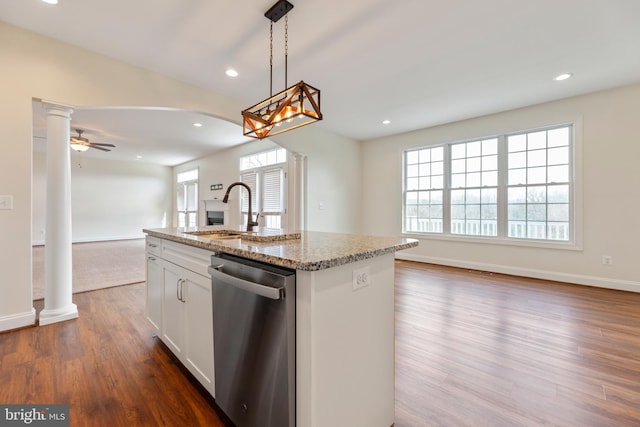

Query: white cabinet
[161,263,185,356]
[145,253,163,335]
[144,236,215,397]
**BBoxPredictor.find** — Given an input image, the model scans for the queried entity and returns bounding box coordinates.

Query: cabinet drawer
[146,236,162,256]
[162,239,213,277]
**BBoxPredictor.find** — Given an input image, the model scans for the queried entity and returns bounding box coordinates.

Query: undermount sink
[185,231,246,240]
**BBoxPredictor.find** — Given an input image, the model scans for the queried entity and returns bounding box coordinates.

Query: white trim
[396,253,640,294]
[32,234,145,246]
[0,308,36,332]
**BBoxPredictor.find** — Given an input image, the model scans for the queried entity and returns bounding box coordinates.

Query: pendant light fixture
[242,0,322,139]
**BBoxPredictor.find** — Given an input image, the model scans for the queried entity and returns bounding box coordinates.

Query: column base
[39,304,79,326]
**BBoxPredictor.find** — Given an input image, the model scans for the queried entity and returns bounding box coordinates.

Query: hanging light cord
[269,21,274,97]
[285,14,288,89]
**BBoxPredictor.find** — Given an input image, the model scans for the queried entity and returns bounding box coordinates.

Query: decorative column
[292,153,307,231]
[39,103,78,326]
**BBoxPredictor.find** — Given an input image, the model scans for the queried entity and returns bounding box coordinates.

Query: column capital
[41,100,74,118]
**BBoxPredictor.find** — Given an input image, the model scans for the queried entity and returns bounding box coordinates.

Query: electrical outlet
[352,266,371,291]
[602,255,613,266]
[0,195,13,210]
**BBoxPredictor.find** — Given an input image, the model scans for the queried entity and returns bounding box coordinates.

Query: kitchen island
[143,226,418,427]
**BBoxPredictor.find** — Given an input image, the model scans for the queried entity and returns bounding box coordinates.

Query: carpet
[32,239,146,300]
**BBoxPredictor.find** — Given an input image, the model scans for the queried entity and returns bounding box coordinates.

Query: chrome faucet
[222,182,259,231]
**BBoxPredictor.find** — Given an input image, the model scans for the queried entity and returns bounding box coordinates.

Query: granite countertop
[143,226,418,271]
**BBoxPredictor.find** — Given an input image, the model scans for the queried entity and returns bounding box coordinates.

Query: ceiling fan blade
[88,142,116,148]
[89,145,111,152]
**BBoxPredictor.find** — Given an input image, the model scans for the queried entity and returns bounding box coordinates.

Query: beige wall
[32,152,173,243]
[362,83,640,292]
[0,21,361,331]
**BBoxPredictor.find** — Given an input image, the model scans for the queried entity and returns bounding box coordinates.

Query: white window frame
[176,168,198,228]
[402,123,581,250]
[239,148,287,228]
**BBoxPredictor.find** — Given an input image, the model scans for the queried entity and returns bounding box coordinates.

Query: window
[403,124,574,244]
[239,148,287,228]
[177,168,198,228]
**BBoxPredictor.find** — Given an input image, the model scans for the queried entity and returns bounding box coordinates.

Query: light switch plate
[0,195,13,210]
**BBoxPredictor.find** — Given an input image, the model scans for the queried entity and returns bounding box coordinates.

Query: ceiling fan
[70,129,116,152]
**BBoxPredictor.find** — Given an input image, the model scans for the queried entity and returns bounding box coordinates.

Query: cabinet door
[145,254,163,335]
[162,262,185,356]
[183,268,215,397]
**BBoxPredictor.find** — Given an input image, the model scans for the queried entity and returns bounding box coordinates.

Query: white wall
[274,128,362,233]
[362,83,640,292]
[33,151,172,244]
[174,139,282,229]
[0,21,360,331]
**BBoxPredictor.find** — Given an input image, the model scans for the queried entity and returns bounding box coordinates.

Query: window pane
[508,134,526,152]
[432,175,444,188]
[528,167,547,184]
[481,204,497,220]
[548,127,569,147]
[482,171,498,187]
[451,144,466,159]
[467,157,481,172]
[528,149,547,167]
[432,161,444,176]
[509,168,527,185]
[528,131,546,150]
[451,159,466,174]
[432,147,444,161]
[548,185,569,203]
[508,187,526,203]
[466,204,480,219]
[466,172,481,187]
[466,189,481,204]
[483,155,498,171]
[481,189,497,204]
[451,173,465,188]
[467,141,481,157]
[548,165,569,183]
[451,189,465,204]
[509,204,526,220]
[509,152,527,169]
[548,204,569,222]
[527,204,546,221]
[406,151,419,164]
[548,146,569,165]
[482,138,498,155]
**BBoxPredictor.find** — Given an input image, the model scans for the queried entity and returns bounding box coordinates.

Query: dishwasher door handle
[209,266,283,300]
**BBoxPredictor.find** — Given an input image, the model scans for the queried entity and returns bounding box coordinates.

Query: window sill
[401,232,582,251]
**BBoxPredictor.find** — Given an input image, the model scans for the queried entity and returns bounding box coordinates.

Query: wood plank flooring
[1,262,639,426]
[394,260,640,427]
[0,284,226,427]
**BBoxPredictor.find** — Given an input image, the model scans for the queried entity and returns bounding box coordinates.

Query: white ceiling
[5,0,640,165]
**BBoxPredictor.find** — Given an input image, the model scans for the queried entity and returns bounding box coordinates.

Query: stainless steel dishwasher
[208,252,296,427]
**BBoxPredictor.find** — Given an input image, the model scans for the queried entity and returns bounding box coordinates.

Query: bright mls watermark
[0,405,69,426]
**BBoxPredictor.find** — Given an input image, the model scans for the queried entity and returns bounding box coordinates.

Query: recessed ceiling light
[225,69,239,78]
[554,73,573,81]
[136,156,143,160]
[192,122,203,127]
[41,0,58,4]
[382,120,391,125]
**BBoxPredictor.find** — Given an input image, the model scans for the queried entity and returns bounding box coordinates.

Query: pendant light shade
[242,80,321,139]
[242,0,322,139]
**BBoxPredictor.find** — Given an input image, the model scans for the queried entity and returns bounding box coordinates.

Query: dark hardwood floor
[0,284,225,427]
[1,262,639,426]
[394,260,640,427]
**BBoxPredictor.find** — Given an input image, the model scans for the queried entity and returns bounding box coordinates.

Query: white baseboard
[32,234,145,246]
[0,308,36,332]
[396,253,640,294]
